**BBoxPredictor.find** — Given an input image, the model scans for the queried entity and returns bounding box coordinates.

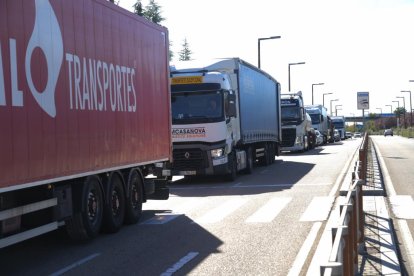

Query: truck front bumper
[172,143,231,176]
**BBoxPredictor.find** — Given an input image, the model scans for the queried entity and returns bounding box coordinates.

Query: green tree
[133,0,144,16]
[178,38,192,61]
[143,0,165,24]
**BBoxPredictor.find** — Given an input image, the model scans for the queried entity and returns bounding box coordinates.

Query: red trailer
[0,0,171,247]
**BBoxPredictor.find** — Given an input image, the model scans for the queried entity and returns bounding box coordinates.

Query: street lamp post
[330,99,338,116]
[393,100,400,128]
[322,93,332,107]
[385,104,392,113]
[288,62,305,92]
[335,105,342,116]
[401,90,412,127]
[312,83,324,105]
[397,96,406,128]
[258,36,281,69]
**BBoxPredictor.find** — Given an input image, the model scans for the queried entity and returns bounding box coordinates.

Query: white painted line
[194,197,249,224]
[160,252,199,276]
[390,195,414,219]
[141,214,181,225]
[232,182,242,187]
[288,222,322,276]
[398,219,414,273]
[50,253,101,276]
[372,140,396,196]
[245,197,292,223]
[172,198,207,214]
[300,196,335,222]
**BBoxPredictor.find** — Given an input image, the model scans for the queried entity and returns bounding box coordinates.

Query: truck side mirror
[227,94,237,117]
[320,115,324,122]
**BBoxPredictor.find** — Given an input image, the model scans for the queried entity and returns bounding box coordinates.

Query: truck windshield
[332,121,345,128]
[171,91,224,124]
[308,113,321,124]
[281,106,301,121]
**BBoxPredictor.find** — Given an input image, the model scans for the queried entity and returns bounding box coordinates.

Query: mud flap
[144,179,170,200]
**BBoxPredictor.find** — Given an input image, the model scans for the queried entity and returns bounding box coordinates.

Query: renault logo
[184,152,190,159]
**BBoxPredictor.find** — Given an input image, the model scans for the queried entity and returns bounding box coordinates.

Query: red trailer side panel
[0,0,172,189]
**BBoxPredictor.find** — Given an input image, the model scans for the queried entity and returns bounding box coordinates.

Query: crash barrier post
[320,133,369,275]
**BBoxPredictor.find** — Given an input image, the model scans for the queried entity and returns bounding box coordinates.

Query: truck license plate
[179,171,196,176]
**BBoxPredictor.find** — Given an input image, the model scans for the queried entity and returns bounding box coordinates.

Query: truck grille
[282,128,296,147]
[173,149,207,170]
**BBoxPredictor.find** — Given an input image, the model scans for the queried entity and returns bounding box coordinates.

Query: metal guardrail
[320,133,369,275]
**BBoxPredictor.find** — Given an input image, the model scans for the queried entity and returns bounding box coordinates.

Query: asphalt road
[371,135,414,274]
[0,139,362,275]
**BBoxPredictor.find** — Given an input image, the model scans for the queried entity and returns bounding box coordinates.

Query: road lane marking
[372,140,396,196]
[398,219,414,273]
[390,195,414,219]
[300,196,335,222]
[245,197,292,223]
[194,197,249,224]
[50,253,101,276]
[288,222,322,276]
[160,252,199,276]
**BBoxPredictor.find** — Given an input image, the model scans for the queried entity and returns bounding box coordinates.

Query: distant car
[354,132,362,138]
[345,132,353,139]
[334,129,340,142]
[384,129,393,136]
[315,130,324,146]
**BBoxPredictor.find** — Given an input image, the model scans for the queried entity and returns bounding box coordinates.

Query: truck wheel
[103,172,126,233]
[66,176,104,241]
[124,169,144,224]
[225,152,237,181]
[244,147,254,174]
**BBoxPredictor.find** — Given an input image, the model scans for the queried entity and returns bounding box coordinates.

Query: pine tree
[133,0,144,16]
[143,0,165,24]
[178,38,192,61]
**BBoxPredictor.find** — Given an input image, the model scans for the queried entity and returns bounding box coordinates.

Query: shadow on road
[169,160,315,197]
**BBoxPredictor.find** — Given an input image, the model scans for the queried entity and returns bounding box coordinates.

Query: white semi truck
[170,58,282,181]
[280,92,314,152]
[305,105,329,144]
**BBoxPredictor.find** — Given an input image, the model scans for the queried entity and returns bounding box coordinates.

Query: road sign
[357,92,369,110]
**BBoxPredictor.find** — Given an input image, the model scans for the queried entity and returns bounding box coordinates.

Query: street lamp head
[313,83,324,86]
[401,90,411,93]
[259,36,281,41]
[289,62,306,66]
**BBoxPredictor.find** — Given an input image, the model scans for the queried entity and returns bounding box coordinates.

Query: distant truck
[305,105,329,144]
[0,0,171,248]
[170,58,281,180]
[280,92,314,152]
[331,116,346,140]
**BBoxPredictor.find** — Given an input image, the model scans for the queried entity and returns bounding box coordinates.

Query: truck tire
[66,176,104,241]
[244,147,254,174]
[103,172,126,233]
[124,169,143,224]
[225,152,237,182]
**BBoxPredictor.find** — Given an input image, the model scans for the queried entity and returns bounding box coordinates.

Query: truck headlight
[295,136,302,145]
[211,148,224,158]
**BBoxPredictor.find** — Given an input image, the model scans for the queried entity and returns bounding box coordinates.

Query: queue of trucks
[0,0,347,248]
